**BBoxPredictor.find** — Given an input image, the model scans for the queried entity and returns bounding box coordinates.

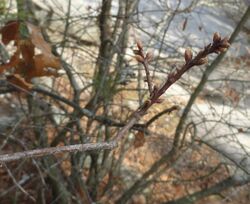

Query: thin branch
[196,139,250,175]
[146,105,179,127]
[162,176,250,204]
[134,41,153,94]
[2,163,36,202]
[0,84,146,131]
[0,142,117,163]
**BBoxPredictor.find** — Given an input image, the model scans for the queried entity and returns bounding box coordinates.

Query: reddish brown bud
[195,57,208,65]
[196,50,203,58]
[213,32,221,42]
[135,55,144,63]
[136,41,143,50]
[221,37,229,44]
[220,37,230,49]
[143,99,151,107]
[184,48,193,63]
[221,42,230,49]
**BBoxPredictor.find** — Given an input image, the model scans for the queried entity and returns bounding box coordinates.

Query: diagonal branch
[0,33,230,163]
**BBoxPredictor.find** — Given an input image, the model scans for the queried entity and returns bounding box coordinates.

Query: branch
[0,33,230,163]
[172,6,250,151]
[116,7,249,203]
[133,33,229,113]
[134,41,153,95]
[2,163,36,202]
[145,105,179,127]
[0,84,146,131]
[162,176,250,204]
[0,142,117,163]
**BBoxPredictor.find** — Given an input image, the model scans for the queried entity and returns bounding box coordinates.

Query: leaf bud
[135,55,144,63]
[221,37,229,44]
[221,40,230,49]
[136,41,143,50]
[195,57,208,65]
[184,48,193,63]
[213,32,221,42]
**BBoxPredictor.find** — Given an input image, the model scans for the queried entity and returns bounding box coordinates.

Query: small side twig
[145,105,179,127]
[134,41,154,95]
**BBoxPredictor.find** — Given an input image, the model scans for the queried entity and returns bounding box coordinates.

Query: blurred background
[0,0,249,203]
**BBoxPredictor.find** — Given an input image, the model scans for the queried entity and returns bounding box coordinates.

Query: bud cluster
[133,41,154,95]
[184,48,193,63]
[183,32,230,67]
[212,32,230,53]
[133,33,230,109]
[133,41,153,63]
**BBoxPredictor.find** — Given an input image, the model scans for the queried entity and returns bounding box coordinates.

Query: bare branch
[2,163,36,202]
[0,33,230,163]
[0,142,117,163]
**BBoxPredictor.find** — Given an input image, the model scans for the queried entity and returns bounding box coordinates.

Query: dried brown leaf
[7,74,33,90]
[0,47,21,74]
[134,131,145,148]
[27,23,52,54]
[25,54,60,81]
[19,39,35,64]
[0,20,61,88]
[0,21,19,45]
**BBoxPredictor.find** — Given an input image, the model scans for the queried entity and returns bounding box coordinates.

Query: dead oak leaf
[19,39,35,64]
[0,46,21,74]
[0,21,19,45]
[7,74,33,90]
[134,131,146,148]
[25,54,60,81]
[27,23,52,54]
[0,20,61,90]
